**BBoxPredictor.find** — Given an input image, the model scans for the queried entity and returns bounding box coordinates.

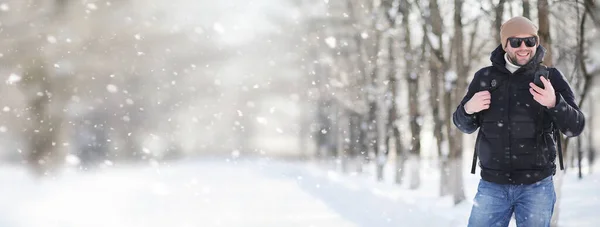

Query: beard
[508,51,534,66]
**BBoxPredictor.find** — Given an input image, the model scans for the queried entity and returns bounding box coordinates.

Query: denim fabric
[468,176,556,227]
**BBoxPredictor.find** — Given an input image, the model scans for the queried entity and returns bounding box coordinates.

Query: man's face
[505,34,538,66]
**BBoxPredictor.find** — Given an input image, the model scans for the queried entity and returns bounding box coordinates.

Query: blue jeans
[468,176,556,227]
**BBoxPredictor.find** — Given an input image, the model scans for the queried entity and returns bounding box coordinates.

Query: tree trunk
[550,134,571,227]
[315,99,330,159]
[21,59,66,176]
[351,113,363,172]
[495,0,507,45]
[339,110,350,173]
[578,132,583,179]
[442,80,453,197]
[536,1,562,225]
[523,0,531,19]
[427,38,444,166]
[370,32,384,181]
[384,128,392,181]
[584,0,600,29]
[372,99,385,180]
[427,0,451,196]
[450,0,467,204]
[358,114,369,172]
[299,104,309,159]
[538,0,553,66]
[399,0,421,190]
[552,163,565,227]
[432,57,449,196]
[570,136,576,167]
[387,34,406,185]
[589,96,595,174]
[395,148,406,185]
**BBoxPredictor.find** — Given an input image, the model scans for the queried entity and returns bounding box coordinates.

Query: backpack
[470,64,565,174]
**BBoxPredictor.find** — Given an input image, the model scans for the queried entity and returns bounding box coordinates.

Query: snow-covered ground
[0,157,598,227]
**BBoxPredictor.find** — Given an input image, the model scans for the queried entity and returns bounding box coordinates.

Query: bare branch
[584,0,600,29]
[466,19,481,71]
[577,9,593,108]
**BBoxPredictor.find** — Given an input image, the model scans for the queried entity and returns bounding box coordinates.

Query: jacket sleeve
[453,70,483,134]
[545,68,585,137]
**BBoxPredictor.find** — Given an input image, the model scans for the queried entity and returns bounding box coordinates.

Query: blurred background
[0,0,598,226]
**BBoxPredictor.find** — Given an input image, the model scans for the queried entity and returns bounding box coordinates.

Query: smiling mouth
[516,52,530,58]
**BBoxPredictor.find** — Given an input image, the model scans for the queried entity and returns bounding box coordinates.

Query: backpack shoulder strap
[536,64,565,171]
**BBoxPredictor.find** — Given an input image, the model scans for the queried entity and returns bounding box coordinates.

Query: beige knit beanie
[500,16,539,50]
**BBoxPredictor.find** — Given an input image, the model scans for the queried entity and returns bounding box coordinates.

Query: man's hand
[464,91,491,114]
[529,76,556,108]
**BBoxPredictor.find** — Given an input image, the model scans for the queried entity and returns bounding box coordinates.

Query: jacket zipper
[506,72,512,181]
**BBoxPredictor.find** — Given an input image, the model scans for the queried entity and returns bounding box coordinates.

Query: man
[453,16,585,227]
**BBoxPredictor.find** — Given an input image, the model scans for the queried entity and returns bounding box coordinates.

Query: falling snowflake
[5,73,21,85]
[86,3,98,10]
[65,154,81,166]
[325,37,336,48]
[47,36,57,44]
[106,84,119,93]
[0,3,9,11]
[256,117,268,125]
[213,23,225,34]
[231,150,240,158]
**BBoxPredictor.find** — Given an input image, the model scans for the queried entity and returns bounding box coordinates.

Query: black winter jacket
[453,45,585,185]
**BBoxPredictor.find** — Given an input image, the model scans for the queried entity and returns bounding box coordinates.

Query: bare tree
[20,58,69,176]
[589,96,596,174]
[0,1,75,176]
[420,0,452,196]
[584,0,600,28]
[447,0,467,204]
[539,0,554,66]
[550,0,598,225]
[363,3,387,181]
[400,0,423,189]
[494,0,508,45]
[386,36,405,184]
[523,0,531,19]
[381,0,407,185]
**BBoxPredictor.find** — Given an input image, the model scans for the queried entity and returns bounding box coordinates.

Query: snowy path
[0,158,598,227]
[0,158,449,227]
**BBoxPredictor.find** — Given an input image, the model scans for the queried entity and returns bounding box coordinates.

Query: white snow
[86,3,98,10]
[0,158,597,227]
[0,3,9,12]
[256,117,268,125]
[106,84,119,93]
[324,36,337,49]
[46,36,57,44]
[213,23,225,34]
[5,73,21,85]
[65,154,81,166]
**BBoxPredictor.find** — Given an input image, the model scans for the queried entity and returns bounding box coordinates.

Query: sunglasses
[507,36,537,48]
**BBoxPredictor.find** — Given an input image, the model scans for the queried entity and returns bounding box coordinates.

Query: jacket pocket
[481,122,502,138]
